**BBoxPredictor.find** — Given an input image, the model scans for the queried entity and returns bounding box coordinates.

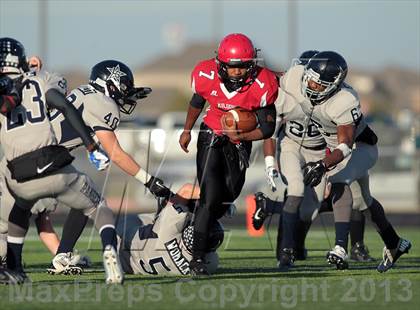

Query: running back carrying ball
[224,108,258,132]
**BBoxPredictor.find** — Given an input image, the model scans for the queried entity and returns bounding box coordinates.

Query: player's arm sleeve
[45,89,97,151]
[328,96,361,126]
[189,93,206,109]
[255,104,276,139]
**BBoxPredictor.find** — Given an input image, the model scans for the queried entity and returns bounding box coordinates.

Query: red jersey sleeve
[248,68,279,110]
[190,59,218,99]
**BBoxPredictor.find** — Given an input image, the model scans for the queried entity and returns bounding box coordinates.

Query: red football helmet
[216,33,258,91]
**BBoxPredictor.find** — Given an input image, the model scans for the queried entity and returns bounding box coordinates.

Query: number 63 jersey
[0,70,66,161]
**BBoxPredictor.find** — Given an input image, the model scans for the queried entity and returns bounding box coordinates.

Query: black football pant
[192,124,251,260]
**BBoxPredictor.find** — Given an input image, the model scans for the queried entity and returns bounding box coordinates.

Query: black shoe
[350,242,375,262]
[377,238,411,273]
[295,247,308,261]
[252,192,269,230]
[277,248,295,271]
[0,268,28,285]
[189,258,210,276]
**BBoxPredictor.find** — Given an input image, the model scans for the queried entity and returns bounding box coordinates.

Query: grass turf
[1,227,419,310]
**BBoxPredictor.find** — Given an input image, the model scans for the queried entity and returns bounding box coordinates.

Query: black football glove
[145,176,173,199]
[303,160,326,187]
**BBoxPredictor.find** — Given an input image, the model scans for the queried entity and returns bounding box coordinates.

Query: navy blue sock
[57,209,88,254]
[7,242,24,272]
[100,226,117,250]
[266,199,283,215]
[335,222,351,250]
[281,211,298,249]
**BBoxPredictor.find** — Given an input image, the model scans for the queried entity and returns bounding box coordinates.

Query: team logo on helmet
[106,65,127,85]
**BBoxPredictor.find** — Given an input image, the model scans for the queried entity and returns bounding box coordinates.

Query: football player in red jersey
[179,33,279,275]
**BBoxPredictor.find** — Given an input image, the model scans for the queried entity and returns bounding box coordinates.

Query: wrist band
[335,143,352,158]
[265,155,275,169]
[134,168,152,184]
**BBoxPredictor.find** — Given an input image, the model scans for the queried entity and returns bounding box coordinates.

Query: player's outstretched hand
[179,130,191,153]
[88,148,110,171]
[145,176,172,199]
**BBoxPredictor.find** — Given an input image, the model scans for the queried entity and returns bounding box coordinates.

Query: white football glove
[265,156,278,192]
[88,148,110,171]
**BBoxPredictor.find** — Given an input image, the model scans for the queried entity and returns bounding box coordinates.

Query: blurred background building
[1,0,419,215]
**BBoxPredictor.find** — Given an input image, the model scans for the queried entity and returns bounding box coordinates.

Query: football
[224,108,258,132]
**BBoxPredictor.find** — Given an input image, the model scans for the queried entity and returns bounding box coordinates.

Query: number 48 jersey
[49,84,121,149]
[191,58,279,134]
[0,70,66,161]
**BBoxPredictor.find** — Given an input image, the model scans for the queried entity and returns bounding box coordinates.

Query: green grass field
[1,227,419,310]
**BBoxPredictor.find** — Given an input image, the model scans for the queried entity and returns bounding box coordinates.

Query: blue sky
[0,0,419,72]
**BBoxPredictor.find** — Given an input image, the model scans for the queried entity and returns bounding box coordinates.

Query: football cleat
[189,258,210,277]
[350,242,375,262]
[377,238,411,273]
[70,250,92,269]
[327,245,349,270]
[0,268,28,285]
[103,245,124,284]
[277,248,295,271]
[252,192,270,230]
[47,252,83,275]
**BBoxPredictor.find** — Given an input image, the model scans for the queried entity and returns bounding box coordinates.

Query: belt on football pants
[301,143,327,151]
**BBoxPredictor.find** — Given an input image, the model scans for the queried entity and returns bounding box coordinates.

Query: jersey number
[198,70,215,80]
[103,113,119,130]
[6,80,46,131]
[288,121,320,138]
[140,257,170,275]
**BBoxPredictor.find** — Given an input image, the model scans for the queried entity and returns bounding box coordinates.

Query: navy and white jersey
[275,88,325,149]
[118,203,194,276]
[280,65,367,149]
[49,84,120,150]
[0,70,66,160]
